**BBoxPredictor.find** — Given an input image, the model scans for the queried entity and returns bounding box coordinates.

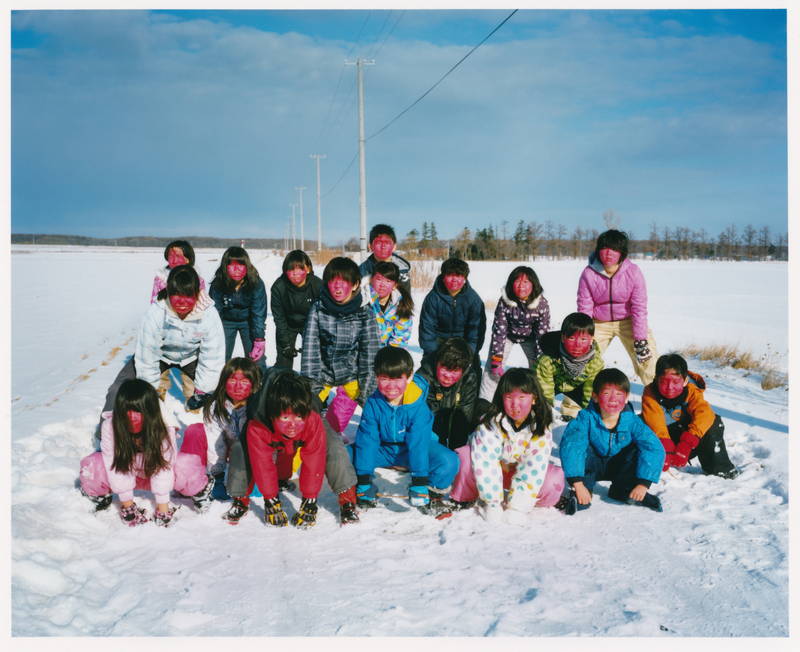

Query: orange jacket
[641,371,715,444]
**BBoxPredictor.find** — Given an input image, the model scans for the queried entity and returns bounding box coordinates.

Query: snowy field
[9,245,789,638]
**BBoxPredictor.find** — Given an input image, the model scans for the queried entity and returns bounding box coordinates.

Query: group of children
[79,225,739,529]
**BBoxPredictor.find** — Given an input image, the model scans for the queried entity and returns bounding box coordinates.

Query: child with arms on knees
[79,379,213,527]
[353,346,459,516]
[641,353,739,479]
[560,368,665,513]
[363,261,414,347]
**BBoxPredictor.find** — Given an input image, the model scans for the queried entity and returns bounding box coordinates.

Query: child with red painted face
[99,265,225,417]
[358,224,412,293]
[79,379,213,527]
[209,247,267,370]
[362,260,415,347]
[149,240,206,303]
[535,312,606,422]
[641,353,739,478]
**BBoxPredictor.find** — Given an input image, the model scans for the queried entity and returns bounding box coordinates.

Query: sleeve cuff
[636,479,652,489]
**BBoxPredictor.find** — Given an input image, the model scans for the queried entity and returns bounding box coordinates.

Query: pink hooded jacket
[576,256,649,340]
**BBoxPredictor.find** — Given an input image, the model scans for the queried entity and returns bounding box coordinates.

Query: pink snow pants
[79,435,208,499]
[449,445,565,507]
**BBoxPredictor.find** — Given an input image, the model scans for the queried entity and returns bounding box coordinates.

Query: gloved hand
[633,339,652,364]
[356,483,378,508]
[185,391,208,411]
[661,438,676,471]
[673,431,700,467]
[281,345,299,360]
[490,355,504,378]
[119,502,149,527]
[249,339,266,361]
[408,479,430,507]
[290,498,318,528]
[264,497,289,527]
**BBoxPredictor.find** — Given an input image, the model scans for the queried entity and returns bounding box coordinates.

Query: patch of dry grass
[311,248,341,267]
[411,260,439,293]
[681,344,787,391]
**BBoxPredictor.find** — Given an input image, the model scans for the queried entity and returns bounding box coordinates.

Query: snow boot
[554,491,578,516]
[223,497,250,525]
[715,467,742,480]
[191,474,215,513]
[338,487,360,525]
[153,505,179,527]
[82,489,113,512]
[640,492,663,512]
[119,502,149,527]
[420,490,453,519]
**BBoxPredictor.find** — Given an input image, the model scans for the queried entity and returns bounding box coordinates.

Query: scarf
[320,284,363,316]
[559,342,595,379]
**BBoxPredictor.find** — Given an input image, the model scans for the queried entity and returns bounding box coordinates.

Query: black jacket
[270,274,323,349]
[209,277,267,339]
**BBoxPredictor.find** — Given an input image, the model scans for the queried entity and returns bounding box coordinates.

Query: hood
[499,286,542,310]
[587,254,633,278]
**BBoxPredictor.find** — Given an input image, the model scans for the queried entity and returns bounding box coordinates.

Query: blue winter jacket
[559,401,665,485]
[209,278,267,340]
[419,275,486,357]
[354,375,436,479]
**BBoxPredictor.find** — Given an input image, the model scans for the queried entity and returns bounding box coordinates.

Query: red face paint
[512,274,533,302]
[594,385,627,417]
[371,273,396,300]
[657,371,686,399]
[327,276,354,304]
[436,364,463,389]
[502,390,535,426]
[377,374,410,404]
[443,274,466,296]
[169,294,197,318]
[562,331,593,358]
[167,247,189,268]
[126,410,144,434]
[273,410,307,439]
[598,248,621,269]
[286,266,308,287]
[225,370,253,403]
[371,235,396,261]
[226,262,247,282]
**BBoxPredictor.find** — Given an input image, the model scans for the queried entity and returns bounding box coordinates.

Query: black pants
[668,414,734,475]
[583,443,641,495]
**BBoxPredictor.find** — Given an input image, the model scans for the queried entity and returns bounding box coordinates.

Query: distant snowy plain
[10,246,788,637]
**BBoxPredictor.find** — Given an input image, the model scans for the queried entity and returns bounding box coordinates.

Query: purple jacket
[576,256,649,340]
[489,289,550,360]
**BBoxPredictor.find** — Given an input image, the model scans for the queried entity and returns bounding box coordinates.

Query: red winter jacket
[245,411,327,500]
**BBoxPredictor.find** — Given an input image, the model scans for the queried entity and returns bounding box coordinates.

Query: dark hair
[111,379,172,477]
[481,367,552,437]
[163,240,196,266]
[212,246,261,292]
[372,261,414,319]
[374,345,414,378]
[561,312,595,338]
[440,257,470,278]
[282,249,314,274]
[505,266,543,303]
[435,337,473,371]
[156,264,201,302]
[204,357,262,424]
[655,353,689,379]
[592,368,631,395]
[263,371,314,427]
[594,229,629,263]
[369,224,397,244]
[323,257,361,287]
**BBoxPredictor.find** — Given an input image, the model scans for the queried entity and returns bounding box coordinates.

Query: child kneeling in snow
[641,353,739,479]
[560,368,665,512]
[449,367,565,522]
[353,346,459,516]
[79,379,213,527]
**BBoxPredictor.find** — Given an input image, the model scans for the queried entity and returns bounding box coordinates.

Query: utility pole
[290,203,297,250]
[295,186,306,251]
[310,154,326,252]
[345,57,374,262]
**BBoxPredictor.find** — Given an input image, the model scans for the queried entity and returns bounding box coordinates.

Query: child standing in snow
[270,250,323,369]
[358,223,412,293]
[80,379,213,527]
[353,346,459,516]
[641,353,739,479]
[449,367,565,521]
[363,261,414,347]
[301,257,381,434]
[559,368,665,512]
[150,240,206,303]
[179,357,262,500]
[479,266,550,401]
[208,246,268,370]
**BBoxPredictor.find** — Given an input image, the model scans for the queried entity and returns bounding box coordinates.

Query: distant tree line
[12,234,290,249]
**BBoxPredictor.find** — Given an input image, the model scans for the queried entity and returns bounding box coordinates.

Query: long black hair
[203,357,262,425]
[211,246,261,291]
[481,367,552,437]
[163,240,196,267]
[111,379,172,477]
[504,265,543,303]
[372,261,414,319]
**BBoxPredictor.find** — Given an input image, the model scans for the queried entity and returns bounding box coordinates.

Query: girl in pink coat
[79,379,213,527]
[577,229,658,385]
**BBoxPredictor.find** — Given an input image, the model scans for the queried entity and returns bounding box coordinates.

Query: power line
[369,10,405,59]
[367,9,517,141]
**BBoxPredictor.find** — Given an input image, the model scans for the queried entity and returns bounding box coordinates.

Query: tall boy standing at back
[359,224,412,293]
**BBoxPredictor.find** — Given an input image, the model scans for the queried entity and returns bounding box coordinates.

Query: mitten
[264,497,289,527]
[153,505,179,527]
[249,339,265,361]
[185,391,208,411]
[633,339,652,363]
[408,478,430,507]
[674,431,700,467]
[119,502,149,527]
[290,498,318,529]
[490,355,505,378]
[356,483,378,508]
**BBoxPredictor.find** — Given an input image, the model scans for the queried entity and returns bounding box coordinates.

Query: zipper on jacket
[608,275,614,322]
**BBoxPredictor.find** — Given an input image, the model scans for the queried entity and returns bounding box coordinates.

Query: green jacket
[535,331,604,408]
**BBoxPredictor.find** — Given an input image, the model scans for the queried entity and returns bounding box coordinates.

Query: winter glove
[185,391,208,411]
[249,339,265,361]
[153,505,179,527]
[119,502,149,527]
[673,431,701,467]
[356,483,378,508]
[290,498,318,529]
[489,355,505,379]
[408,478,430,507]
[633,339,652,364]
[280,345,299,360]
[264,497,289,527]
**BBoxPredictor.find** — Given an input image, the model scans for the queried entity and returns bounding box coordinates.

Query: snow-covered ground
[10,246,789,637]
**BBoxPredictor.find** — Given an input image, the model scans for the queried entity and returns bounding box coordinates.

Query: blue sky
[11,8,788,243]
